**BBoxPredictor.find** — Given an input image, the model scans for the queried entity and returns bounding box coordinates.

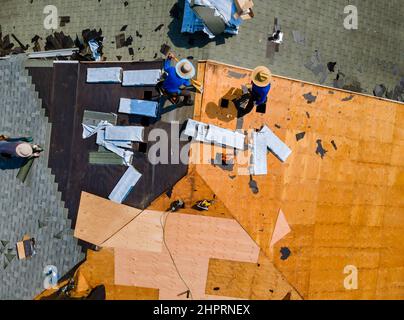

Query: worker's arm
[184,79,192,87]
[164,58,172,72]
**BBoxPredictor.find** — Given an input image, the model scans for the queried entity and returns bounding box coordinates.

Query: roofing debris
[315,139,328,159]
[280,247,291,260]
[181,0,251,39]
[303,92,317,104]
[184,119,246,150]
[109,165,142,204]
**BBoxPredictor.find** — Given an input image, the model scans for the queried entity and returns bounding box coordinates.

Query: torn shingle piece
[108,165,142,204]
[86,67,123,83]
[122,69,162,86]
[260,125,292,162]
[118,98,159,118]
[296,132,306,141]
[105,126,144,142]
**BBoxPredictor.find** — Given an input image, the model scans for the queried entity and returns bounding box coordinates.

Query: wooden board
[74,192,142,246]
[190,60,404,300]
[205,254,302,300]
[102,210,164,252]
[114,212,262,300]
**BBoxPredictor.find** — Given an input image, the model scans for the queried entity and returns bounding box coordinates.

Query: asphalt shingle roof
[0,55,84,300]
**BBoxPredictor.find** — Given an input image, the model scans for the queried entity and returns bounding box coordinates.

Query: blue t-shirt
[163,59,191,94]
[252,83,271,105]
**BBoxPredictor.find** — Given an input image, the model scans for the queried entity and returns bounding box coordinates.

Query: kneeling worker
[0,140,43,159]
[161,54,196,105]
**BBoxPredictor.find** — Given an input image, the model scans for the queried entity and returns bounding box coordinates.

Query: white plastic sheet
[108,165,142,204]
[86,67,123,83]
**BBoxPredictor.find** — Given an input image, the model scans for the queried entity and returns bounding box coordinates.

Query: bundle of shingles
[181,0,253,39]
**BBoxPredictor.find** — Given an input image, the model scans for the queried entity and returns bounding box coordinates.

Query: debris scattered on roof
[341,95,354,102]
[154,24,165,32]
[303,92,317,104]
[296,132,306,141]
[280,247,291,260]
[327,62,337,72]
[249,176,259,194]
[59,16,71,27]
[331,140,338,150]
[315,139,328,159]
[181,0,245,38]
[184,119,246,150]
[373,84,387,97]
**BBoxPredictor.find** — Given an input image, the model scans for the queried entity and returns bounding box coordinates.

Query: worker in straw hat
[159,53,196,105]
[235,66,272,117]
[0,139,43,160]
[251,66,272,107]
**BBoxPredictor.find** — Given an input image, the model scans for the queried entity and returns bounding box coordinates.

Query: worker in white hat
[160,53,196,105]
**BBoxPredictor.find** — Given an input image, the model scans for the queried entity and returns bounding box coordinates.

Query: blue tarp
[181,0,242,38]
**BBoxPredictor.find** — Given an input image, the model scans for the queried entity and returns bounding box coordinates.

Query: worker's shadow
[204,88,240,123]
[0,157,27,170]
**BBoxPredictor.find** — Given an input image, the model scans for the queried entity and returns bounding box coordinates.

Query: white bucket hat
[175,59,196,80]
[16,143,33,158]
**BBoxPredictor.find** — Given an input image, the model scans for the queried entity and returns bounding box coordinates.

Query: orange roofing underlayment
[53,60,403,300]
[189,60,404,300]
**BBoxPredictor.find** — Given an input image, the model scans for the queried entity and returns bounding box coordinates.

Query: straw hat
[175,59,196,80]
[16,143,33,158]
[252,66,272,87]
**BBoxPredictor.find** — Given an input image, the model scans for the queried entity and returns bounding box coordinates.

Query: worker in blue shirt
[250,66,272,107]
[160,54,196,105]
[235,66,272,117]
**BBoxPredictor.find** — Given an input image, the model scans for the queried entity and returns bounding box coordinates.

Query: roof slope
[0,56,83,299]
[190,60,404,299]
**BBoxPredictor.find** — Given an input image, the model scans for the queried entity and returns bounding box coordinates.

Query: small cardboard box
[235,0,254,13]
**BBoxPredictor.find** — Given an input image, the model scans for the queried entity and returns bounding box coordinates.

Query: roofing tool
[160,44,203,93]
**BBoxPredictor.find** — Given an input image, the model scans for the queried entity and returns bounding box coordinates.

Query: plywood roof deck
[38,60,403,300]
[189,60,404,300]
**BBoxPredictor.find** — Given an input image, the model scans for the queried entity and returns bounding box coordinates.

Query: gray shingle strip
[0,55,84,300]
